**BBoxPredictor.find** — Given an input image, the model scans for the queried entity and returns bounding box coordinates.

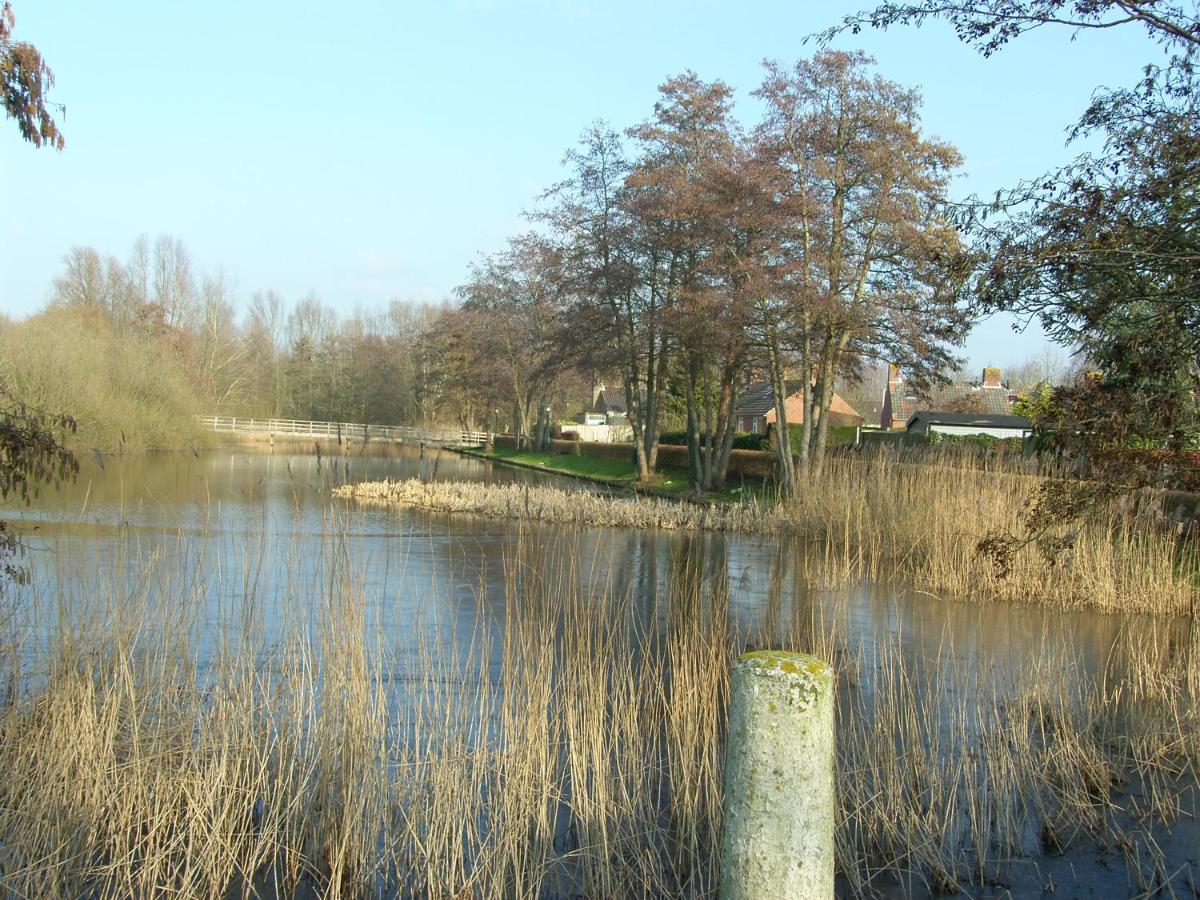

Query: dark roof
[735,380,807,417]
[891,383,1015,421]
[591,386,627,415]
[906,411,1031,429]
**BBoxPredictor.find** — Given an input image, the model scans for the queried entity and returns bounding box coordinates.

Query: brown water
[7,446,1198,897]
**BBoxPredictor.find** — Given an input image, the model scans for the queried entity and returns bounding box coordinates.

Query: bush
[768,422,859,451]
[732,433,769,451]
[927,431,1026,454]
[0,309,205,452]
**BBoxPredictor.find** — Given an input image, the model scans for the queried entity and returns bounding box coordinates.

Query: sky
[0,0,1165,373]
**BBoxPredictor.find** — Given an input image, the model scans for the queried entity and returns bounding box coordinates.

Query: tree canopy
[1,1,62,149]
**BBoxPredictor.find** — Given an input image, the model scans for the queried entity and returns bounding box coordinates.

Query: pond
[4,445,1197,898]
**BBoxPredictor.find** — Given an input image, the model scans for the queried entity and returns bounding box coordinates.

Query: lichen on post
[719,650,835,899]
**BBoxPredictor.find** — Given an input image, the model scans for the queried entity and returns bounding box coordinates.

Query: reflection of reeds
[0,528,1195,897]
[338,449,1198,614]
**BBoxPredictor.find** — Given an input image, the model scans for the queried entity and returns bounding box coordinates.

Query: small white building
[905,411,1032,440]
[578,383,628,427]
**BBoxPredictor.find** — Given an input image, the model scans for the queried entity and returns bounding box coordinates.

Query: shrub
[0,309,205,452]
[731,433,769,451]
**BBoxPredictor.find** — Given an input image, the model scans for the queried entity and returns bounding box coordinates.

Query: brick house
[735,381,864,435]
[881,365,1018,430]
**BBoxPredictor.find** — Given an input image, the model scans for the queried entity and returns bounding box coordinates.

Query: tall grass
[338,450,1198,615]
[0,522,1195,897]
[778,453,1198,614]
[0,308,205,452]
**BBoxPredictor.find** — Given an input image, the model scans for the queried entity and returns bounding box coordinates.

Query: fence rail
[196,416,490,447]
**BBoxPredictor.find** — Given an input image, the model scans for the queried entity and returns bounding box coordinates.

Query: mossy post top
[733,651,832,715]
[735,650,832,683]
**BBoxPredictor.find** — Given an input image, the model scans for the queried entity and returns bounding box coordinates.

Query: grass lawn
[478,448,769,503]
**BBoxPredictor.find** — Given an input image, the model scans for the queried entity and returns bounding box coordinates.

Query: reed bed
[0,524,1195,898]
[333,477,778,532]
[337,450,1198,615]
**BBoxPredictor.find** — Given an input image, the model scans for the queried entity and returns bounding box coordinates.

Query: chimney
[593,382,605,409]
[982,367,1002,388]
[887,364,902,388]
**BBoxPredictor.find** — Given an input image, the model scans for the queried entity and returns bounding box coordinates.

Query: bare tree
[455,236,569,450]
[755,51,971,477]
[542,123,675,480]
[151,235,196,332]
[50,247,107,313]
[197,272,249,408]
[245,290,286,416]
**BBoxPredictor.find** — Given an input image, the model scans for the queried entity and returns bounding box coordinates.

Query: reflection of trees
[760,541,785,647]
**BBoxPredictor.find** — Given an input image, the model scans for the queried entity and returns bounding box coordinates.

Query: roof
[906,411,1031,429]
[735,380,812,417]
[591,386,627,415]
[891,383,1015,421]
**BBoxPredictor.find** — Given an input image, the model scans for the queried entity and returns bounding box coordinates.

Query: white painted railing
[196,416,490,447]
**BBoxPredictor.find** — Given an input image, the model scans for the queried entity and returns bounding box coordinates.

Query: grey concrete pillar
[720,650,835,899]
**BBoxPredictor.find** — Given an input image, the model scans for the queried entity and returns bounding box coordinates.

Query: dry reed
[0,519,1195,898]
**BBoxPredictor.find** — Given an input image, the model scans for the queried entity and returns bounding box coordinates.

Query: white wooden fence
[196,416,490,447]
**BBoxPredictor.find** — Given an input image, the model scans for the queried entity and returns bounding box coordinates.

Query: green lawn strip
[461,447,772,505]
[489,448,639,482]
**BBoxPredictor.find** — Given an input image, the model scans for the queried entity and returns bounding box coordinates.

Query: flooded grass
[0,522,1195,898]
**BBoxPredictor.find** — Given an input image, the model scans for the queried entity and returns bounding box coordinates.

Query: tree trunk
[685,355,703,491]
[712,363,740,493]
[796,326,814,480]
[766,326,795,493]
[808,341,839,473]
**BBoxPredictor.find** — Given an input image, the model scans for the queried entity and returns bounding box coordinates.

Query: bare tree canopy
[816,1,1200,56]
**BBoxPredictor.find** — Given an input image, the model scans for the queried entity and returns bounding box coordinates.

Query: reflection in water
[11,448,1185,695]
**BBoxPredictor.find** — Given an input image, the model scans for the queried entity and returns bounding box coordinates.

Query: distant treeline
[3,234,596,452]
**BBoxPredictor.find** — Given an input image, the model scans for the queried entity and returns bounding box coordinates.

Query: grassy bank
[0,309,206,452]
[473,447,754,500]
[0,527,1195,897]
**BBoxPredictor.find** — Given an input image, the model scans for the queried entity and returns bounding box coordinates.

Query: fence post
[719,651,835,900]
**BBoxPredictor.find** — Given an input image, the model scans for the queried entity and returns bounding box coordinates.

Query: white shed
[905,411,1032,440]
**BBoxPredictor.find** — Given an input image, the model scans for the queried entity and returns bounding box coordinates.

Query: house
[579,383,628,426]
[881,365,1018,430]
[906,411,1032,440]
[735,381,863,435]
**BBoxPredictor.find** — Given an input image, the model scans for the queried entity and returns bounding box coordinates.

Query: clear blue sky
[0,0,1162,372]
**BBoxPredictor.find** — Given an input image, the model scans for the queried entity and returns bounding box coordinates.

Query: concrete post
[719,650,835,899]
